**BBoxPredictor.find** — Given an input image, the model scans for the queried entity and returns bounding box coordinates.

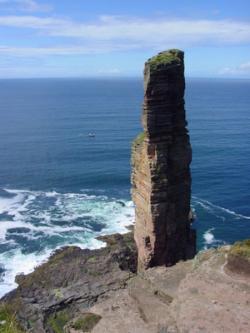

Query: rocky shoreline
[2,231,137,332]
[1,232,250,332]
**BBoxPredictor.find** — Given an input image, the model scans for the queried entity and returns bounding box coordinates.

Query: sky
[0,0,250,78]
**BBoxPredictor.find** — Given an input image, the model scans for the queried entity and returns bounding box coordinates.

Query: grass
[148,49,182,70]
[71,313,102,332]
[47,310,70,333]
[229,239,250,259]
[53,289,63,300]
[87,255,97,263]
[0,304,25,333]
[132,132,145,148]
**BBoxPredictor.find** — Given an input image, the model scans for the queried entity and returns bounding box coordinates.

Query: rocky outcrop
[2,233,250,333]
[2,232,137,333]
[64,242,250,333]
[88,244,250,333]
[131,49,196,270]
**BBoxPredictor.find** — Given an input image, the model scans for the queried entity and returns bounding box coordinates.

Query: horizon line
[0,76,250,81]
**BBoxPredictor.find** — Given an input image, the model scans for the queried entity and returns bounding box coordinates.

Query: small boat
[87,133,96,138]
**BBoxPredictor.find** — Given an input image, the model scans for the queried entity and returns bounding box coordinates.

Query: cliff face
[132,49,196,270]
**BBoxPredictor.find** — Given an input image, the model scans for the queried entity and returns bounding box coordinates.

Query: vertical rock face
[131,49,196,271]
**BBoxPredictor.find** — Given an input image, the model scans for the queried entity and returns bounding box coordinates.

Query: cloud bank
[0,15,250,56]
[220,61,250,76]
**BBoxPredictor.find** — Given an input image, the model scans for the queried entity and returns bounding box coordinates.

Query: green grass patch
[71,313,101,332]
[0,304,25,333]
[132,132,145,148]
[53,289,63,300]
[230,239,250,259]
[87,255,97,263]
[148,49,182,70]
[47,310,70,333]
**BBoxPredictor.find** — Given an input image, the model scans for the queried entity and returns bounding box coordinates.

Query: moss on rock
[47,309,71,333]
[132,132,145,148]
[147,49,183,70]
[229,239,250,258]
[226,239,250,276]
[71,313,101,332]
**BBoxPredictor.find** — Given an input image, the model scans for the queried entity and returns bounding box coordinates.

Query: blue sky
[0,0,250,78]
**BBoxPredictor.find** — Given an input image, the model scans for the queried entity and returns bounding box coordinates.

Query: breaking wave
[0,188,134,297]
[192,196,249,248]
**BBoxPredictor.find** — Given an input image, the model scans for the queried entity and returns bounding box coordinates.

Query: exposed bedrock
[131,49,196,270]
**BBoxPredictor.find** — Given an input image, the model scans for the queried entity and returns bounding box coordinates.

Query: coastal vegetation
[148,49,182,70]
[132,132,145,148]
[71,313,102,331]
[0,304,25,333]
[229,239,250,258]
[47,310,71,333]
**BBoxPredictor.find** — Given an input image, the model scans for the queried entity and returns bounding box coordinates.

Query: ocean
[0,77,249,297]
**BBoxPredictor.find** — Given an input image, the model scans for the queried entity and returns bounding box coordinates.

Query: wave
[192,196,250,220]
[203,228,215,245]
[0,249,51,297]
[192,196,249,249]
[203,228,224,249]
[0,188,135,297]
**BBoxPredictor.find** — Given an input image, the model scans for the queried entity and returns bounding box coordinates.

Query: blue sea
[0,78,249,296]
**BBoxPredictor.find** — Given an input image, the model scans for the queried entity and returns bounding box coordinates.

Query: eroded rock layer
[131,49,196,270]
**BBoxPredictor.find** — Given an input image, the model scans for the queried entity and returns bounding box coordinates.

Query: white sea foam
[0,192,25,215]
[203,228,225,250]
[0,249,51,297]
[203,229,215,245]
[0,220,31,240]
[0,236,107,298]
[45,191,59,197]
[0,188,135,297]
[192,196,250,220]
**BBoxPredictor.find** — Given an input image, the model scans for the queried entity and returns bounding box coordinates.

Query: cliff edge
[1,233,249,333]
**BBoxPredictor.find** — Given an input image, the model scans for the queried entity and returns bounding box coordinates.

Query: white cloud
[0,15,65,29]
[238,61,250,71]
[219,61,250,76]
[0,15,250,59]
[0,15,250,47]
[0,43,140,57]
[0,0,52,12]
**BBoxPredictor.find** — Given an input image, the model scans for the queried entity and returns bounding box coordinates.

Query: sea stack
[131,49,196,271]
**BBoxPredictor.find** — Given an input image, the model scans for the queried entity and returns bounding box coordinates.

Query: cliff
[131,49,195,270]
[1,233,249,333]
